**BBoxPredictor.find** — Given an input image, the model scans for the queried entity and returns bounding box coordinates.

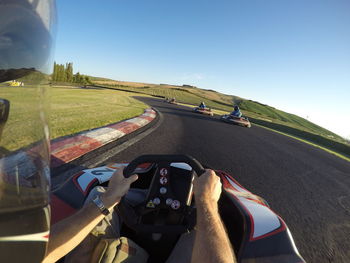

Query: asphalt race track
[100,97,350,263]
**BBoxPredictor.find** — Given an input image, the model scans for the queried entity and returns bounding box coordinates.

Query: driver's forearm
[192,201,236,263]
[43,200,111,263]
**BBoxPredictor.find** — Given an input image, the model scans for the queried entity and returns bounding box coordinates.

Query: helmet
[0,0,56,262]
[234,105,239,111]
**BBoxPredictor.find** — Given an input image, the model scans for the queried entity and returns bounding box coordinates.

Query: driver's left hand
[101,167,138,209]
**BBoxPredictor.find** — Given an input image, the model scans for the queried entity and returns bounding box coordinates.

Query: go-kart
[193,107,214,116]
[221,114,251,128]
[168,99,177,105]
[51,154,305,263]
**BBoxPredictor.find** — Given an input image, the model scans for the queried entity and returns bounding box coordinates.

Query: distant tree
[56,64,60,81]
[73,72,85,83]
[61,64,67,82]
[84,75,91,84]
[65,62,73,82]
[52,62,58,81]
[56,64,64,82]
[52,61,90,84]
[73,72,79,83]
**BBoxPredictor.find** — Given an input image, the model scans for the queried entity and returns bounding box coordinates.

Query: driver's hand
[193,169,222,204]
[102,167,138,209]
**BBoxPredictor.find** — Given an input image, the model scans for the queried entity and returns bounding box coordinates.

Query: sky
[54,0,350,138]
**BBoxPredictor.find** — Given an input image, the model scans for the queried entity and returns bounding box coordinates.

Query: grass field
[0,85,147,151]
[0,85,46,151]
[49,86,147,139]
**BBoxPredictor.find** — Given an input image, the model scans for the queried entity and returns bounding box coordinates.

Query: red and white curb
[50,108,156,168]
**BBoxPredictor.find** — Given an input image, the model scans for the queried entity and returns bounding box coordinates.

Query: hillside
[91,77,346,143]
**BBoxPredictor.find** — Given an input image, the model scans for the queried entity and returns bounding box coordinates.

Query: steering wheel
[117,154,206,234]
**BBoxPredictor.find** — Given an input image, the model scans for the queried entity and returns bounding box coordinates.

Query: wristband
[92,195,110,216]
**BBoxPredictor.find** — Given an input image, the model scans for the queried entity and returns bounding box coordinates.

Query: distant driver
[230,105,242,118]
[199,101,206,109]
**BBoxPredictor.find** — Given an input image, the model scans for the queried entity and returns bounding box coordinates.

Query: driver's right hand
[101,167,138,209]
[193,169,222,204]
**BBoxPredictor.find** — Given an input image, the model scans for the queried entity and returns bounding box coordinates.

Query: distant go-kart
[168,98,177,105]
[221,114,251,128]
[193,107,214,116]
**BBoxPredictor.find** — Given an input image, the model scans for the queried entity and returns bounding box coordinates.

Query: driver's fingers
[112,167,124,176]
[201,169,212,177]
[193,168,210,177]
[125,174,138,184]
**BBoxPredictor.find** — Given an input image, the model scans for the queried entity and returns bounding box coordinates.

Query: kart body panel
[193,107,214,116]
[221,114,251,128]
[50,163,304,263]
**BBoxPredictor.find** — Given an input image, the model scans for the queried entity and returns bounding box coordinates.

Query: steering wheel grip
[123,154,206,178]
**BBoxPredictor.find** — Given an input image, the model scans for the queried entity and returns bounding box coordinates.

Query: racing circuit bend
[99,97,349,263]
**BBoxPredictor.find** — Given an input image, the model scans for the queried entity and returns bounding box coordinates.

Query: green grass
[238,100,342,140]
[0,85,147,151]
[95,84,235,112]
[0,85,46,151]
[49,86,147,140]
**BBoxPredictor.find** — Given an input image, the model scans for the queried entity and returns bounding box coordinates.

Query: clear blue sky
[54,0,350,138]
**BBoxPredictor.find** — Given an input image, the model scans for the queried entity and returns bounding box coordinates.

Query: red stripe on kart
[217,171,246,192]
[83,178,99,195]
[138,163,152,169]
[107,163,128,169]
[219,173,235,190]
[220,171,287,242]
[251,217,286,241]
[50,194,77,224]
[227,190,286,241]
[71,171,86,194]
[217,170,251,192]
[219,171,265,206]
[72,172,99,195]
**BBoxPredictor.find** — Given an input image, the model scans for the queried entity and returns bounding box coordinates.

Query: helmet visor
[0,0,56,213]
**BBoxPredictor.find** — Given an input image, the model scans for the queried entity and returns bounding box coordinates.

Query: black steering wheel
[118,154,206,235]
